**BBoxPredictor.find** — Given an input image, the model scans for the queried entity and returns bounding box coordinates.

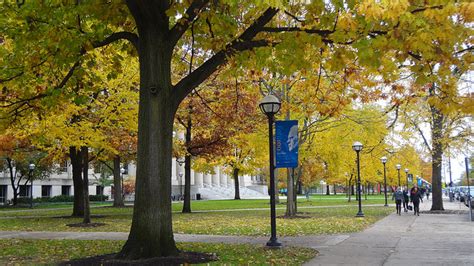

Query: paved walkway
[0,198,472,265]
[305,198,474,265]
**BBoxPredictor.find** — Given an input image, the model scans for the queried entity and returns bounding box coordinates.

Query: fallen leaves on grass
[0,240,317,265]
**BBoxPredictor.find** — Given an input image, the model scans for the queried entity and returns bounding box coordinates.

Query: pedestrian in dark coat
[410,186,423,216]
[403,188,409,212]
[392,188,404,215]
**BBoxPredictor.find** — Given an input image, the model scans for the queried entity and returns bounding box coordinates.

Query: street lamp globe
[29,163,35,171]
[405,168,409,173]
[259,94,281,116]
[120,167,125,174]
[396,164,401,170]
[352,141,363,152]
[176,158,185,166]
[380,156,387,164]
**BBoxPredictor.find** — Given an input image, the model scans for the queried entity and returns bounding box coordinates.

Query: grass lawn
[0,239,317,265]
[0,195,389,217]
[0,205,393,236]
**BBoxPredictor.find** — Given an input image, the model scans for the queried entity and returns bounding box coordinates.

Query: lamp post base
[266,238,282,248]
[355,211,365,217]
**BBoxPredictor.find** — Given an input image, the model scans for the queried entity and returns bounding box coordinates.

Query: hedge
[15,194,109,204]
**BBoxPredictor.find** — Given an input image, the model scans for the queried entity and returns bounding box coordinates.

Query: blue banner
[275,120,298,168]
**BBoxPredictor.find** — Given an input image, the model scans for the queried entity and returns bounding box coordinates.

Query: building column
[220,167,227,187]
[228,173,234,187]
[212,167,220,187]
[204,173,212,187]
[194,172,203,188]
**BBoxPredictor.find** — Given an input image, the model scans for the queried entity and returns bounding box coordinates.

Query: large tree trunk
[285,168,296,217]
[182,114,192,213]
[69,146,84,217]
[82,146,91,224]
[182,154,192,212]
[333,184,337,195]
[430,104,444,210]
[118,18,178,258]
[233,167,241,200]
[113,156,125,207]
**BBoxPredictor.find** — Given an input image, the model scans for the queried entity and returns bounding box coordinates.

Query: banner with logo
[275,120,298,168]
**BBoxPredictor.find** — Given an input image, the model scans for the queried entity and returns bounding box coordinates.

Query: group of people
[392,186,425,216]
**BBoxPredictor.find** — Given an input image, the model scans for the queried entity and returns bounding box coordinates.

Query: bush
[89,195,108,201]
[15,197,32,205]
[16,195,109,204]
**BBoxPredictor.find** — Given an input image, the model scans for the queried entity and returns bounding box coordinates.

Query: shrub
[19,195,109,204]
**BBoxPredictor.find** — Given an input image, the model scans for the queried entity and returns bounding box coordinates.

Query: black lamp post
[259,93,282,248]
[120,167,125,200]
[381,156,388,207]
[404,168,409,188]
[29,163,35,208]
[178,172,184,196]
[396,164,401,188]
[177,158,185,197]
[352,141,364,217]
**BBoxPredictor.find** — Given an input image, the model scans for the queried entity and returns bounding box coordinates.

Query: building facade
[0,158,268,204]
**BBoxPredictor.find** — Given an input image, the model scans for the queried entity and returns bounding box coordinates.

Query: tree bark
[326,184,330,195]
[69,146,84,217]
[430,104,445,210]
[113,155,124,207]
[233,167,241,200]
[333,184,337,195]
[285,168,296,217]
[118,16,178,258]
[82,146,91,224]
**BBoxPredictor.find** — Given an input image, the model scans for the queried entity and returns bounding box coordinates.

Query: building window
[41,185,52,198]
[0,185,7,204]
[96,186,104,195]
[61,186,70,196]
[61,160,68,172]
[19,185,30,197]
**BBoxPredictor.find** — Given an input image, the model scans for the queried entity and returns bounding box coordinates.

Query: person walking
[403,188,410,212]
[392,188,404,215]
[410,186,423,216]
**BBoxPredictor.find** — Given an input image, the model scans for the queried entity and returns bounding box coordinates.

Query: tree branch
[408,51,422,61]
[262,26,334,36]
[411,5,444,14]
[283,11,305,23]
[99,159,114,172]
[454,46,473,55]
[411,117,432,153]
[92,31,138,50]
[173,7,279,108]
[169,0,209,45]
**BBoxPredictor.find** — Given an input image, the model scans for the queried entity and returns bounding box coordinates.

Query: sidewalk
[304,198,474,265]
[0,198,472,265]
